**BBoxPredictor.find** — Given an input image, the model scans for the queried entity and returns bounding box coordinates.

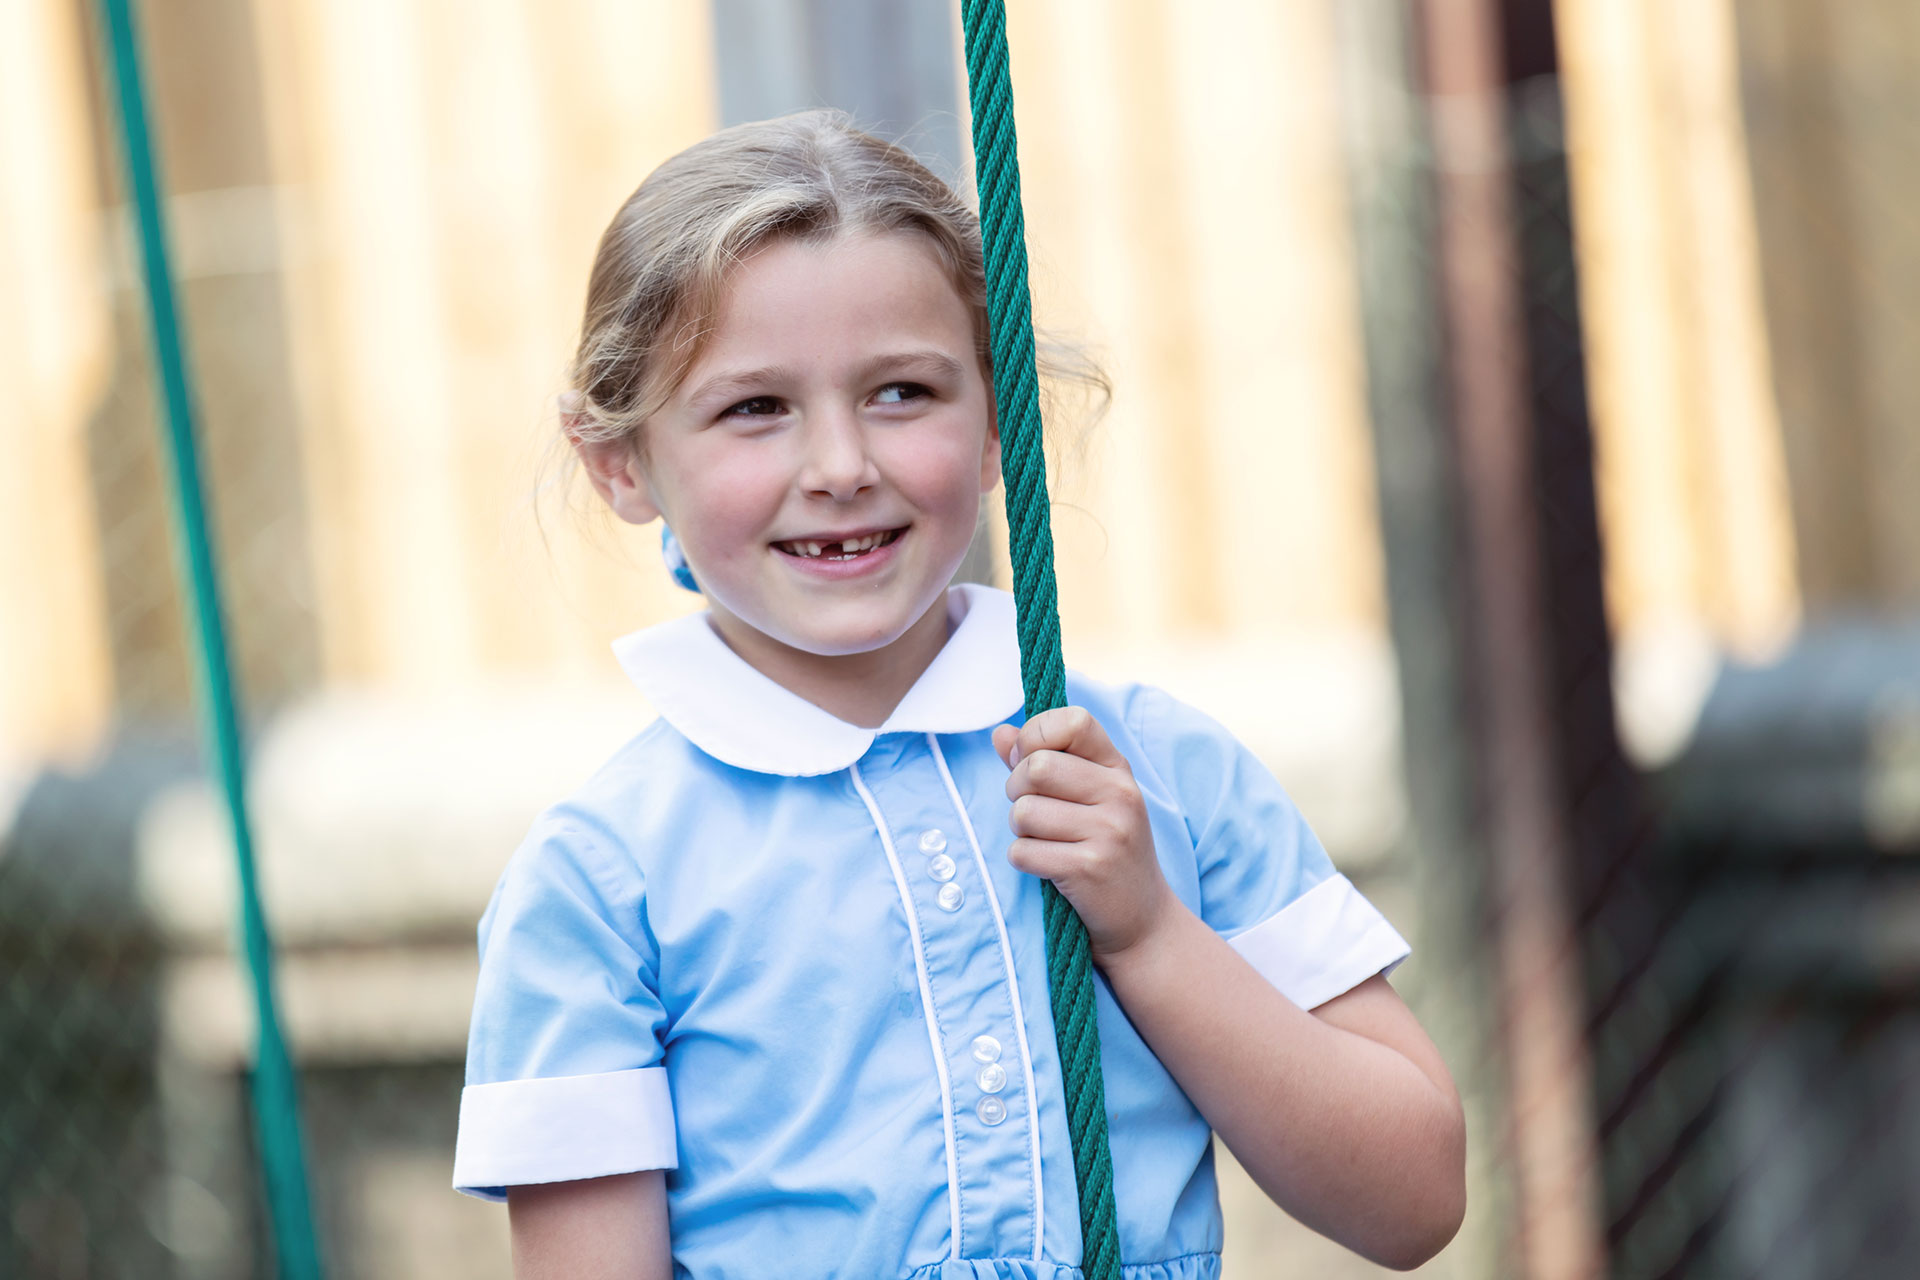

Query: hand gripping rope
[960,4,1125,1276]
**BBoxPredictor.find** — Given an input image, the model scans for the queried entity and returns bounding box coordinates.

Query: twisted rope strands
[959,3,1122,1275]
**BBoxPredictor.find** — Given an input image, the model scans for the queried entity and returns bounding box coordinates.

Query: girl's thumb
[992,724,1020,769]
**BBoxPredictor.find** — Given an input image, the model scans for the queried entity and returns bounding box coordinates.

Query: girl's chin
[777,617,921,658]
[723,597,947,660]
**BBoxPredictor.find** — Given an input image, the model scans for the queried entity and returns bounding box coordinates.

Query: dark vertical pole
[1498,5,1655,1273]
[91,1,325,1276]
[1415,0,1605,1275]
[1335,1,1518,1270]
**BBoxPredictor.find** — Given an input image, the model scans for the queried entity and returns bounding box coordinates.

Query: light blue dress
[453,585,1410,1279]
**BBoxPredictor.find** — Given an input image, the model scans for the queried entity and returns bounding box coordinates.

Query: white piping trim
[928,734,1045,1263]
[850,762,963,1260]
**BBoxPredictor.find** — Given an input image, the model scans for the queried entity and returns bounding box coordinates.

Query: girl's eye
[873,382,930,406]
[722,395,783,419]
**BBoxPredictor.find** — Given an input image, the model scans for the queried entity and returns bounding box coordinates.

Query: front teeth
[782,531,893,558]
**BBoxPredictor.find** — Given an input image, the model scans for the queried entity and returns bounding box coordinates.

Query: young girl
[453,111,1465,1279]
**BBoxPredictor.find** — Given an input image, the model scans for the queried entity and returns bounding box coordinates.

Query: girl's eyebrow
[685,351,966,408]
[858,350,966,383]
[684,364,801,408]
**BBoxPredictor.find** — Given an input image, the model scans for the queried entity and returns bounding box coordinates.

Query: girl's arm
[993,711,1466,1271]
[507,1170,672,1280]
[1100,921,1463,1270]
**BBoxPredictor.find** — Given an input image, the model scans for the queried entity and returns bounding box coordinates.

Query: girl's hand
[992,707,1182,965]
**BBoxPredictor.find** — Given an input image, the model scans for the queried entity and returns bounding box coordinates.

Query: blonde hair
[563,109,1106,465]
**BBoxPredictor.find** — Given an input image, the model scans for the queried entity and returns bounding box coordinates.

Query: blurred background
[4,0,1918,1276]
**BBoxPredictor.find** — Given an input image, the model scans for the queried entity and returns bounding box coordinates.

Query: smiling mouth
[772,528,906,561]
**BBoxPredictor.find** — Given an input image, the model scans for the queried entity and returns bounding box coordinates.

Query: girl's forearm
[1098,903,1466,1270]
[508,1170,673,1280]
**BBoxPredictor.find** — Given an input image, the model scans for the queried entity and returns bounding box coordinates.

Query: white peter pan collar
[611,583,1027,777]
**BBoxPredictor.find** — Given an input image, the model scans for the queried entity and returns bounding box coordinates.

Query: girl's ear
[979,402,1004,494]
[562,392,662,526]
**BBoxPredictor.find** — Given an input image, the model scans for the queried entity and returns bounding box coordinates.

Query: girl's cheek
[699,490,782,557]
[885,425,989,504]
[679,443,791,523]
[632,423,770,568]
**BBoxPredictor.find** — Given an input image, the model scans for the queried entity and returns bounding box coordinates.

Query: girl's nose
[799,410,880,502]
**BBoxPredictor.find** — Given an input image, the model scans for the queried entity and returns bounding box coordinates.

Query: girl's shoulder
[1060,671,1244,773]
[499,712,753,891]
[1060,670,1309,849]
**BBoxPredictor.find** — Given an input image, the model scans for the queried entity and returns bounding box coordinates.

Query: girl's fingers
[991,723,1020,768]
[1004,836,1090,882]
[1003,747,1117,806]
[1007,706,1128,772]
[1008,793,1094,843]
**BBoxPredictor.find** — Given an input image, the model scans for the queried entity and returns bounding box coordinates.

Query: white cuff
[453,1066,677,1201]
[1227,873,1410,1011]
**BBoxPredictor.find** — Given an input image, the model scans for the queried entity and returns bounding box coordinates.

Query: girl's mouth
[772,527,906,562]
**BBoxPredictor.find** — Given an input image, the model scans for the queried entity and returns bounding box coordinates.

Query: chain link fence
[1340,2,1920,1278]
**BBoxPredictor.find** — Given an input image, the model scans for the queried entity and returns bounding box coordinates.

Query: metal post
[1416,0,1606,1274]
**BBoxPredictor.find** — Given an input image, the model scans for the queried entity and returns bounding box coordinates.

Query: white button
[971,1035,1001,1064]
[976,1096,1007,1126]
[927,853,957,882]
[919,829,948,854]
[977,1063,1007,1093]
[936,882,964,912]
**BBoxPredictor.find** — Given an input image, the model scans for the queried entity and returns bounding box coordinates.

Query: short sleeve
[1133,685,1410,1010]
[452,818,677,1201]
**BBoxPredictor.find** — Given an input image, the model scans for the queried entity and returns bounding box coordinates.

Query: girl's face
[586,231,1001,664]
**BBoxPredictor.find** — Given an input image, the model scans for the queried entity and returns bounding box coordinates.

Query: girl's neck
[707,594,953,729]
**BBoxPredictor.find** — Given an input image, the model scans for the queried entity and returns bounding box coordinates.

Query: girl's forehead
[680,232,976,382]
[722,231,961,316]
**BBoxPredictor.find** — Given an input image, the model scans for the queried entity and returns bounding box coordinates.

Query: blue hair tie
[661,525,700,593]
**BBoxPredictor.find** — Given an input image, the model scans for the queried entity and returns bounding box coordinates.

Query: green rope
[959,3,1123,1275]
[94,2,325,1276]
